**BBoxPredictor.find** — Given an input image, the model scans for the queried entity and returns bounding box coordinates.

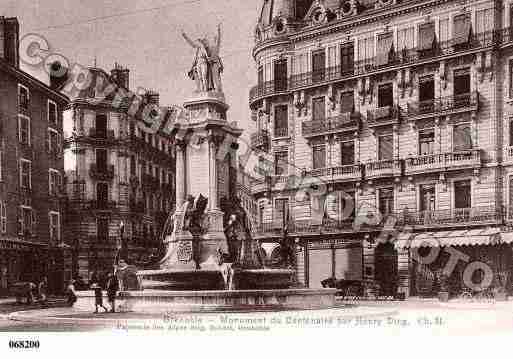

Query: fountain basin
[137,268,296,291]
[75,288,337,313]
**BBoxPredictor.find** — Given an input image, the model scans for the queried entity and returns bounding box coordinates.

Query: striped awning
[394,228,505,250]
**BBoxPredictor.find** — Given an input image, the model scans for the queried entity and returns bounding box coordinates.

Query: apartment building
[62,65,176,281]
[0,17,70,294]
[249,0,513,297]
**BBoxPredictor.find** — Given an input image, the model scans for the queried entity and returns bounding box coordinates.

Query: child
[91,283,108,313]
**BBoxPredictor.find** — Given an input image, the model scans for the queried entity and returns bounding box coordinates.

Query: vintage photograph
[1,0,513,348]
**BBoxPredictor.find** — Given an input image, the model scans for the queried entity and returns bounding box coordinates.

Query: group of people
[65,271,119,313]
[14,277,48,305]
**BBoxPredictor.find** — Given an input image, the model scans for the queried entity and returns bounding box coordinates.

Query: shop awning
[0,238,49,251]
[394,228,503,250]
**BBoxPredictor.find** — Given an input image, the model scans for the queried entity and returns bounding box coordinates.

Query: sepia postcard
[0,0,513,357]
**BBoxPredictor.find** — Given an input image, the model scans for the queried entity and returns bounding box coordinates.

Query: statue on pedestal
[182,24,224,93]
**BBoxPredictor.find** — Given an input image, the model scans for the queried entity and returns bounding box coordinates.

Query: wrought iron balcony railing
[397,206,502,228]
[89,128,115,140]
[406,92,479,118]
[404,150,481,175]
[367,105,401,127]
[306,164,362,182]
[365,159,402,179]
[250,130,270,151]
[249,29,500,105]
[302,112,361,138]
[89,164,114,181]
[88,200,117,211]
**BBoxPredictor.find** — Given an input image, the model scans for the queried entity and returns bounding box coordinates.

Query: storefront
[306,239,363,289]
[395,228,513,298]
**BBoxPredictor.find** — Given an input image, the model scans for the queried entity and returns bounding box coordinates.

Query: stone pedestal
[199,209,227,270]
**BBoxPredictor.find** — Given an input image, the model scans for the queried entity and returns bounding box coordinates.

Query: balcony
[273,127,289,138]
[367,106,400,128]
[250,130,270,151]
[130,201,145,214]
[88,200,117,211]
[90,164,114,181]
[306,164,362,183]
[404,150,481,176]
[302,112,361,138]
[250,178,269,195]
[89,128,115,141]
[406,92,479,120]
[249,29,499,107]
[398,206,502,228]
[365,159,402,179]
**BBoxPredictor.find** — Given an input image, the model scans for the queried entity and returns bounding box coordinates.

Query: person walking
[66,280,77,307]
[106,272,119,313]
[38,277,48,305]
[91,283,108,313]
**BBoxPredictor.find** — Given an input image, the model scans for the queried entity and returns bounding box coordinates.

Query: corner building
[63,66,176,281]
[249,0,513,297]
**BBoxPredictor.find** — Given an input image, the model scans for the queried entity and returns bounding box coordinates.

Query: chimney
[111,62,130,89]
[145,90,160,106]
[0,17,20,68]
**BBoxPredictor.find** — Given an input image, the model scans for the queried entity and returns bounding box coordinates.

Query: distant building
[62,65,176,281]
[0,17,70,294]
[249,0,513,297]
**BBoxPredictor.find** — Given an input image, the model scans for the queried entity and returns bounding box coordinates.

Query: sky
[3,0,260,141]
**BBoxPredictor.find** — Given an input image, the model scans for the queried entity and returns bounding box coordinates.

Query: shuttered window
[358,36,374,60]
[453,123,472,151]
[378,134,393,160]
[313,145,326,169]
[275,198,289,223]
[376,32,394,66]
[419,129,435,155]
[274,151,288,175]
[312,97,325,122]
[397,27,414,51]
[453,13,472,45]
[420,184,436,211]
[274,105,288,137]
[340,91,354,113]
[378,83,393,108]
[340,43,354,75]
[0,201,6,234]
[312,50,326,82]
[378,188,394,216]
[418,22,436,50]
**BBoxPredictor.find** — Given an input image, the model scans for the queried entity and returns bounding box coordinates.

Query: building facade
[0,17,70,294]
[249,0,513,297]
[62,65,176,282]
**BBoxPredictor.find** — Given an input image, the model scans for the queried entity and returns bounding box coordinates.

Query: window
[419,129,435,155]
[378,188,394,217]
[49,212,60,244]
[453,123,472,151]
[439,18,450,43]
[18,115,30,145]
[47,128,61,154]
[96,149,108,171]
[509,60,513,99]
[18,84,29,110]
[341,141,355,165]
[378,83,393,108]
[275,198,289,223]
[312,50,326,83]
[418,22,436,52]
[419,75,435,102]
[453,13,472,47]
[0,151,3,182]
[49,170,62,196]
[358,36,374,61]
[274,151,288,176]
[130,156,136,176]
[340,191,356,221]
[475,8,493,33]
[453,68,471,106]
[454,180,471,209]
[376,32,394,67]
[18,207,35,237]
[97,217,109,241]
[312,97,325,122]
[48,100,57,124]
[397,27,415,52]
[313,145,326,169]
[510,119,513,147]
[340,91,354,113]
[95,114,107,139]
[274,59,287,92]
[20,159,31,189]
[96,182,109,208]
[378,134,393,160]
[420,184,436,211]
[340,43,354,75]
[0,201,6,234]
[274,105,288,137]
[258,66,264,86]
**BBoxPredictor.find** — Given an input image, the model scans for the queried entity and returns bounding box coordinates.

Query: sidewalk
[0,296,67,317]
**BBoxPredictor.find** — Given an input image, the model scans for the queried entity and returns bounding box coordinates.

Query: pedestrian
[66,280,77,307]
[91,283,108,313]
[38,277,48,305]
[106,272,119,313]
